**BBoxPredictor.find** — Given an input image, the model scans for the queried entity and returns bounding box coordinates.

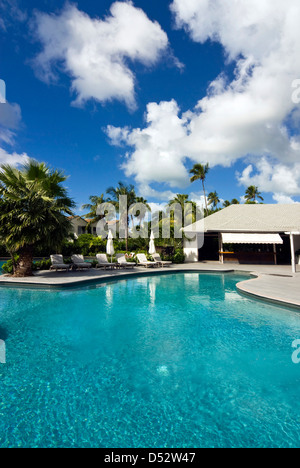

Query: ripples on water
[0,273,300,448]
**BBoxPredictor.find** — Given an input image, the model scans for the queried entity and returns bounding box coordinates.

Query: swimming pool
[0,273,300,448]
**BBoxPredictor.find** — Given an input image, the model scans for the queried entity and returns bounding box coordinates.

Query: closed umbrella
[106,230,115,263]
[149,231,156,256]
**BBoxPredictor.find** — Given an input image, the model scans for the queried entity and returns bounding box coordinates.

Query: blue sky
[0,0,300,213]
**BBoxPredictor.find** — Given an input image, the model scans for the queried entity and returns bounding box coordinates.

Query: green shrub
[33,259,52,271]
[113,238,149,252]
[63,234,106,257]
[2,257,54,274]
[1,257,18,274]
[172,249,185,264]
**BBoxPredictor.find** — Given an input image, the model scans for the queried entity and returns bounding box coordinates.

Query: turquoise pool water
[0,273,300,448]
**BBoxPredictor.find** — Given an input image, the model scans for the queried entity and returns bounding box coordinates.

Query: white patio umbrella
[106,230,115,263]
[149,231,156,256]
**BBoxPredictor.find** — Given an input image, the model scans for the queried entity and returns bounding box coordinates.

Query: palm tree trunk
[14,245,34,277]
[202,180,208,215]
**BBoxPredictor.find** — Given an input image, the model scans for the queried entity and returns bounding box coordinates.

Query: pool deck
[1,262,300,309]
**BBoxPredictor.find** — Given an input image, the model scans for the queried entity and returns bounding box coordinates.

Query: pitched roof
[184,204,300,233]
[67,216,87,223]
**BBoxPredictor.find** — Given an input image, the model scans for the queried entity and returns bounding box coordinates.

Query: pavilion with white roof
[183,204,300,273]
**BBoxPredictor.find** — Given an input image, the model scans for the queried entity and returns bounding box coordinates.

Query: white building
[183,204,300,273]
[69,216,89,238]
[69,216,119,238]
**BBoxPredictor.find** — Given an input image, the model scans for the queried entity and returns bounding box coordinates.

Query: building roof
[68,216,119,225]
[184,204,300,234]
[67,216,87,223]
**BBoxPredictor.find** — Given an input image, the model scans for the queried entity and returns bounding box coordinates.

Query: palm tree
[134,197,151,227]
[168,194,189,210]
[190,163,210,214]
[169,193,199,214]
[208,191,220,210]
[223,198,240,208]
[0,160,74,277]
[106,182,137,251]
[245,186,264,203]
[168,194,198,241]
[82,194,106,229]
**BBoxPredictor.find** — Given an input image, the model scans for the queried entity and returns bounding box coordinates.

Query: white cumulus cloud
[0,147,29,167]
[272,194,299,204]
[108,0,300,200]
[236,157,300,205]
[106,100,191,187]
[0,102,21,131]
[32,1,170,110]
[0,90,30,167]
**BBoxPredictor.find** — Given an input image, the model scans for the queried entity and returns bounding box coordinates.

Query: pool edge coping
[1,266,300,310]
[236,275,300,310]
[0,268,238,290]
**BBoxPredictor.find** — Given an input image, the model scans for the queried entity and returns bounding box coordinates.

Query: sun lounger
[96,254,117,270]
[116,254,136,268]
[136,253,158,268]
[152,253,172,267]
[50,255,71,272]
[71,255,92,270]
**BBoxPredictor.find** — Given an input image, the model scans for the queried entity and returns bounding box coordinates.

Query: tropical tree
[82,194,106,224]
[81,194,108,234]
[190,163,210,214]
[223,198,240,208]
[168,193,198,223]
[208,191,220,210]
[0,160,74,277]
[245,185,264,203]
[168,194,189,209]
[167,194,199,244]
[106,182,137,251]
[134,196,151,227]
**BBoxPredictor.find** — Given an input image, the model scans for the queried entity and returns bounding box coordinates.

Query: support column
[273,244,277,265]
[290,233,296,274]
[218,233,224,264]
[183,234,199,263]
